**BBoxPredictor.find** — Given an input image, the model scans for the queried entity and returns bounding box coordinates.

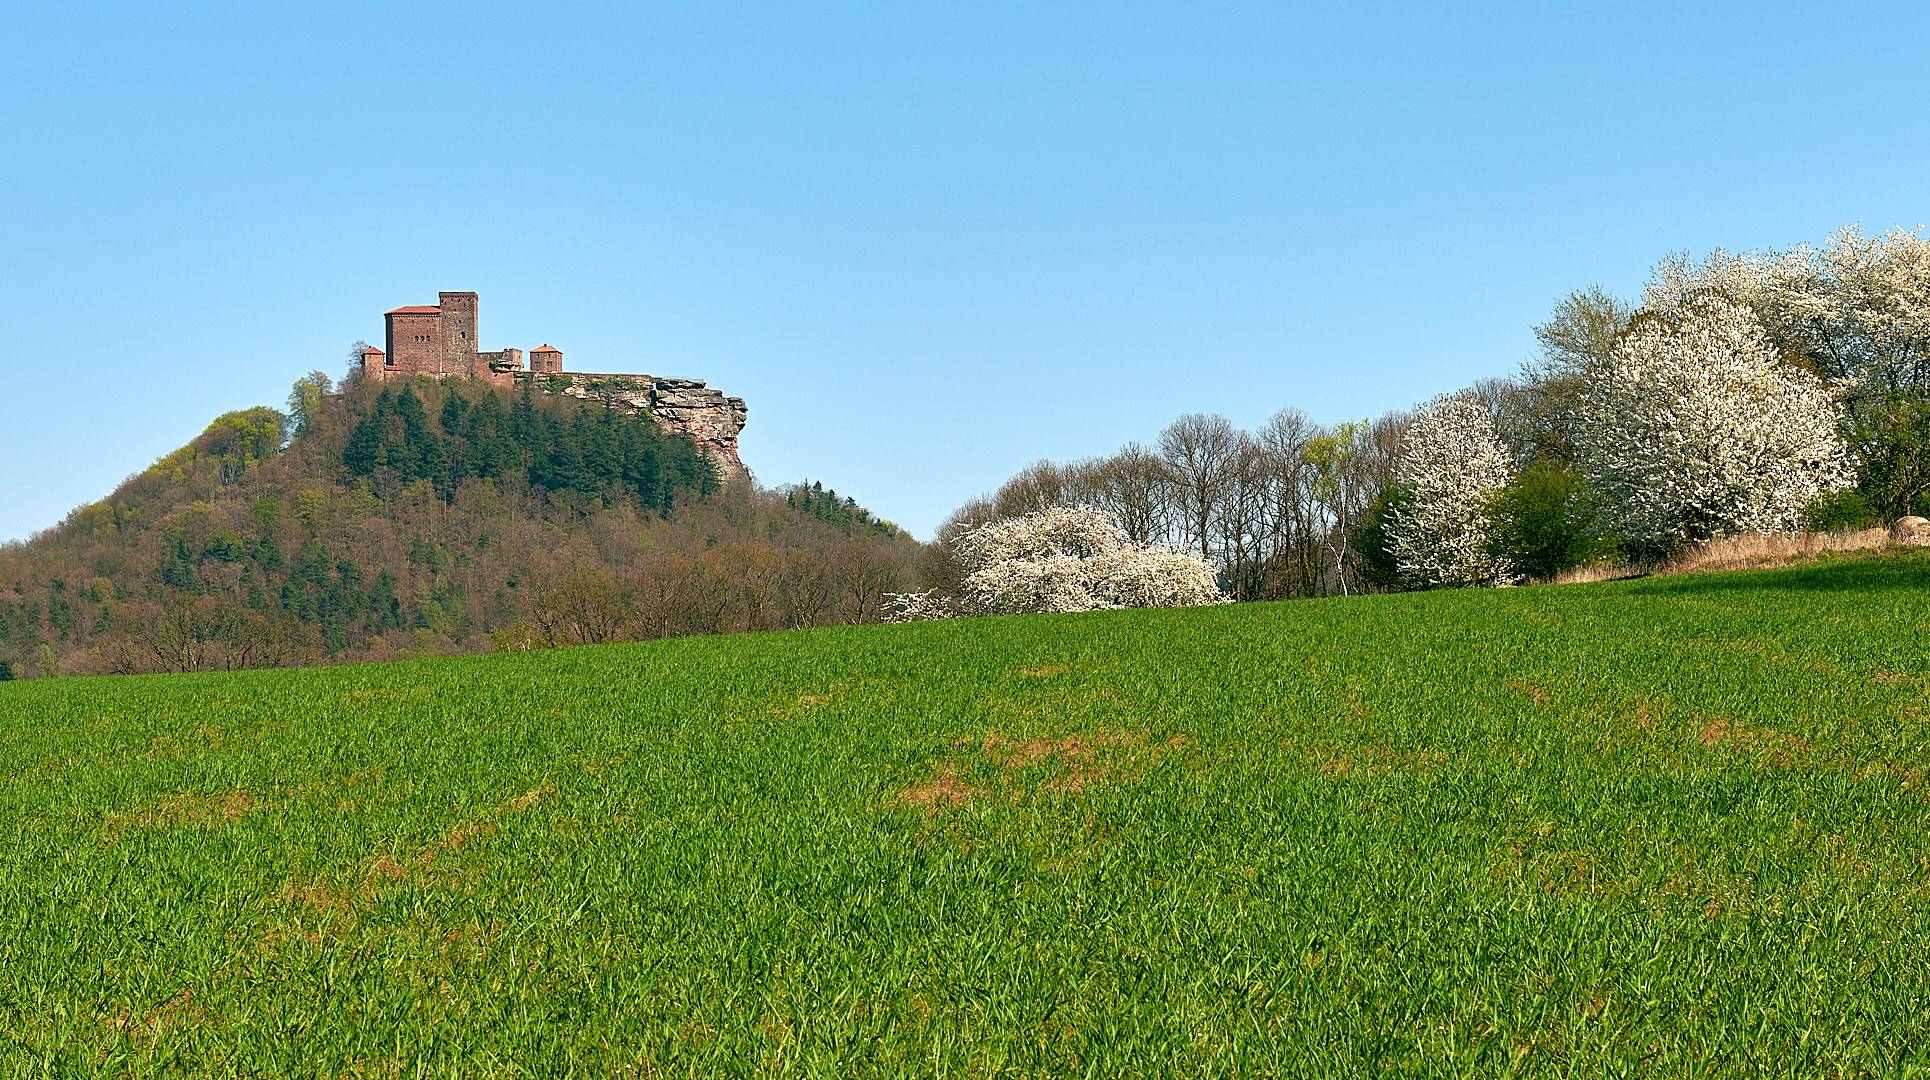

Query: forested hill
[0,374,918,678]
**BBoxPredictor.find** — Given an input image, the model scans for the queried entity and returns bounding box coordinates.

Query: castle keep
[360,291,749,483]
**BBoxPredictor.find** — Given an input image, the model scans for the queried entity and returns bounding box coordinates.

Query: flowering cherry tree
[1576,297,1853,554]
[886,505,1227,619]
[1387,396,1516,588]
[1643,225,1930,400]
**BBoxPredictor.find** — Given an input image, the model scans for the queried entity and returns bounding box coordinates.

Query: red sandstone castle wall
[439,292,479,377]
[369,293,571,389]
[385,310,443,373]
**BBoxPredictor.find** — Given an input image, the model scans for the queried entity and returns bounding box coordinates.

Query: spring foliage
[1576,297,1854,555]
[1387,397,1516,588]
[1644,225,1930,400]
[892,505,1227,618]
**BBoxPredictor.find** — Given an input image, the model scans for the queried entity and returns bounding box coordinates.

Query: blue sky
[4,1,1927,542]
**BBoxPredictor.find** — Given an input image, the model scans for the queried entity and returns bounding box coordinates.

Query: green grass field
[5,552,1930,1077]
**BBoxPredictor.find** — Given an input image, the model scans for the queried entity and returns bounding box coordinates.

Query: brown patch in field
[1680,637,1849,679]
[1527,848,1601,894]
[900,765,982,813]
[277,877,360,916]
[107,790,261,832]
[1697,716,1735,746]
[766,693,833,719]
[107,988,213,1043]
[268,779,561,933]
[367,855,412,880]
[1018,666,1067,678]
[438,781,556,852]
[1695,713,1810,766]
[502,784,554,812]
[979,729,1154,794]
[1313,746,1447,781]
[729,680,881,725]
[895,727,1183,814]
[440,818,493,851]
[1505,679,1552,705]
[142,724,226,759]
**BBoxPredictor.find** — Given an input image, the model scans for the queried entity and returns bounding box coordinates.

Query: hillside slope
[3,551,1927,1074]
[0,376,916,677]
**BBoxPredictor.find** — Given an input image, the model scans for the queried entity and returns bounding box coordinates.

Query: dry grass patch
[728,676,904,725]
[1552,527,1898,585]
[1694,713,1812,766]
[105,987,215,1047]
[1311,745,1447,781]
[269,782,560,932]
[105,790,261,833]
[1505,678,1552,705]
[899,764,981,813]
[895,728,1186,814]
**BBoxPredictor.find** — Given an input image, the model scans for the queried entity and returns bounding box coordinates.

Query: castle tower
[530,344,563,373]
[438,291,480,377]
[384,306,443,373]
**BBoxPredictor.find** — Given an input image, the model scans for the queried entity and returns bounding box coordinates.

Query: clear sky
[4,2,1926,542]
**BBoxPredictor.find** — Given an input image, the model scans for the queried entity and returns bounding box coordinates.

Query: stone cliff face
[514,372,750,485]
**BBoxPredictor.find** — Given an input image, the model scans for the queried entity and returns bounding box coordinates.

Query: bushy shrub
[1484,462,1618,580]
[1349,484,1410,590]
[1851,392,1930,520]
[1801,488,1879,532]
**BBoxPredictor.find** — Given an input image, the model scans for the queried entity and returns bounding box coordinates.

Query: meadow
[3,551,1928,1077]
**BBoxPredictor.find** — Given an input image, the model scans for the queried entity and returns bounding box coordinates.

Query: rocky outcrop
[1896,516,1930,546]
[647,379,751,478]
[515,371,749,485]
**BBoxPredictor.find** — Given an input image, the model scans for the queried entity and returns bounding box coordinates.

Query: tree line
[936,224,1930,599]
[924,409,1411,601]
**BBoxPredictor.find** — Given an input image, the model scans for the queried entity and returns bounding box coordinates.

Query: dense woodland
[0,374,916,678]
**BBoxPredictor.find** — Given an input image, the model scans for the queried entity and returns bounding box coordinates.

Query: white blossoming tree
[1576,297,1854,555]
[886,505,1227,619]
[1643,225,1930,401]
[1386,396,1517,588]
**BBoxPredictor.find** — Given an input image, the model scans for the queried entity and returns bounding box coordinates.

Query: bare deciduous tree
[1159,413,1240,561]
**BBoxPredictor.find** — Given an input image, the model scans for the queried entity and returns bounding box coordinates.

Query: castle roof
[532,344,560,353]
[385,305,440,315]
[362,346,385,355]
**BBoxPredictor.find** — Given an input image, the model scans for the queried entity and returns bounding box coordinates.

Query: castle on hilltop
[362,291,560,382]
[359,291,749,484]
